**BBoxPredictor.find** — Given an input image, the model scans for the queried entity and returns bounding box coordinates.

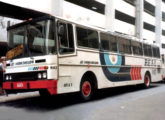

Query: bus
[3,15,163,100]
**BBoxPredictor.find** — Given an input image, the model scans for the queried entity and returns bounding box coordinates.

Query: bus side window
[162,54,165,64]
[132,41,143,56]
[152,47,160,58]
[143,44,152,57]
[76,26,99,49]
[100,33,117,52]
[156,47,160,58]
[118,37,132,54]
[57,22,74,54]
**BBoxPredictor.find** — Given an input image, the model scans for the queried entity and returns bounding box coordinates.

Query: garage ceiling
[0,1,48,20]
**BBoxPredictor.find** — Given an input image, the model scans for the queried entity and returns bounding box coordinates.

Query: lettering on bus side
[50,66,57,69]
[64,83,72,87]
[11,60,34,66]
[80,60,99,65]
[144,59,156,66]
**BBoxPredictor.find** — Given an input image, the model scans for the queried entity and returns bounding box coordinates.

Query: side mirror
[58,25,64,37]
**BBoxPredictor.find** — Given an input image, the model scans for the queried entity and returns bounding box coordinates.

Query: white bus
[3,15,163,100]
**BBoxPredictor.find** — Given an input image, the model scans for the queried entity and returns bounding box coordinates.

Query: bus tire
[144,73,151,88]
[80,77,94,101]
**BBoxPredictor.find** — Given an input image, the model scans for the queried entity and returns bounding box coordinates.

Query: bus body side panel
[150,59,162,82]
[57,50,101,94]
[57,48,163,94]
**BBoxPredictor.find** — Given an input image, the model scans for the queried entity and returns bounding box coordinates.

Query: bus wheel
[144,74,151,88]
[80,79,93,101]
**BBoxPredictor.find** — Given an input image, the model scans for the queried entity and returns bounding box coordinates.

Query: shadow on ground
[0,83,160,112]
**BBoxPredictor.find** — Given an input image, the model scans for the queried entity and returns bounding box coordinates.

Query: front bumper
[3,80,57,95]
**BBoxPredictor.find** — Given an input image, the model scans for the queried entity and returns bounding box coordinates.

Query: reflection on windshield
[28,21,46,56]
[8,20,55,59]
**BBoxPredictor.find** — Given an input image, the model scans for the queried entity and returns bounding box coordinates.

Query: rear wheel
[80,78,93,101]
[144,74,151,88]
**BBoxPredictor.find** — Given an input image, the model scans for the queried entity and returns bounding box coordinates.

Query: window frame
[117,37,132,54]
[100,32,117,53]
[143,43,153,57]
[76,25,99,50]
[57,21,75,55]
[132,40,143,56]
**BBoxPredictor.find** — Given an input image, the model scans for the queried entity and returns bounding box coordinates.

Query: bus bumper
[3,80,57,95]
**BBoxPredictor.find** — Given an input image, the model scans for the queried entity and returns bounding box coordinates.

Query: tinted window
[156,47,160,58]
[0,44,7,57]
[143,44,152,57]
[100,33,117,52]
[132,41,143,55]
[77,27,99,49]
[162,12,165,22]
[58,22,74,54]
[162,43,165,48]
[162,54,165,64]
[118,37,132,54]
[152,47,158,58]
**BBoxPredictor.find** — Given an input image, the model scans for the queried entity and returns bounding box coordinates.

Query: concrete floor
[0,83,165,120]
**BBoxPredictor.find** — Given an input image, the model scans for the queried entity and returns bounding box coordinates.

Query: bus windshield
[8,19,55,59]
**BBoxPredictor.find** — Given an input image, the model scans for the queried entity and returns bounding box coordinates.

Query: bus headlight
[38,73,42,79]
[6,75,9,81]
[9,75,12,80]
[43,72,47,78]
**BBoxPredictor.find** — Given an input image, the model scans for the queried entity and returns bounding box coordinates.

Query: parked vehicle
[2,15,163,100]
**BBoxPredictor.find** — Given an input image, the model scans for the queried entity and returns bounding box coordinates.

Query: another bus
[3,15,163,100]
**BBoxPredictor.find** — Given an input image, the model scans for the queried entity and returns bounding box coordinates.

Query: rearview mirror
[58,25,64,37]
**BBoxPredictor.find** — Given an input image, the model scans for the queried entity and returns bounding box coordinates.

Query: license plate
[16,83,24,88]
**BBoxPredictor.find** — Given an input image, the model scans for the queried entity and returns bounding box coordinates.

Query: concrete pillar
[135,0,144,41]
[155,0,162,53]
[105,0,115,32]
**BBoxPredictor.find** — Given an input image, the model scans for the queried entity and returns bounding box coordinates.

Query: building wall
[0,17,21,57]
[161,1,165,53]
[1,0,165,53]
[61,0,165,53]
[62,1,106,28]
[0,16,21,42]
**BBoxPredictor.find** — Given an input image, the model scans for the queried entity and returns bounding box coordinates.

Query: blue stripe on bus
[104,53,122,73]
[100,52,131,82]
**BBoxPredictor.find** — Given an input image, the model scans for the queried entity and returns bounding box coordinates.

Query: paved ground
[0,83,165,120]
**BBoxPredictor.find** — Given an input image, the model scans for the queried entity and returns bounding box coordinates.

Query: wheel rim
[82,81,91,97]
[145,76,150,86]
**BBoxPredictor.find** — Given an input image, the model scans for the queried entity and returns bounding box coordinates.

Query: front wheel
[80,79,93,101]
